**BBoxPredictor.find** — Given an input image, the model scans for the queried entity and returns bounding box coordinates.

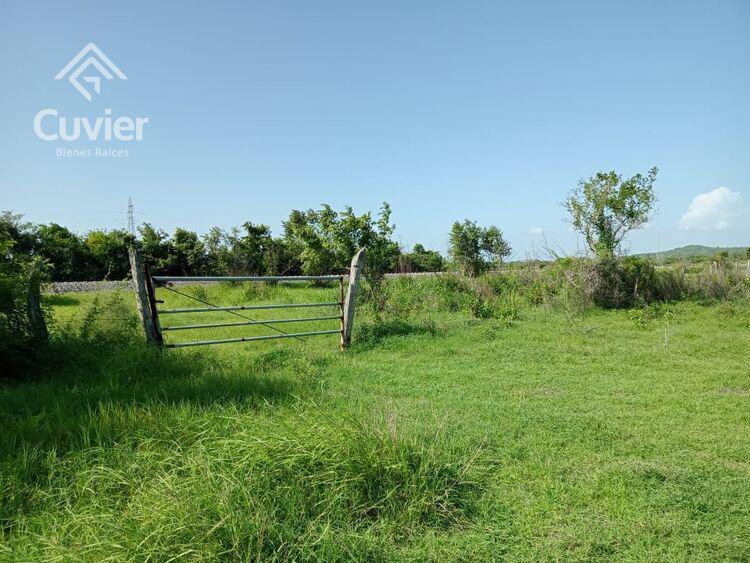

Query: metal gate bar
[153,275,341,282]
[166,329,341,348]
[159,301,340,314]
[130,248,364,349]
[153,273,346,348]
[162,315,342,331]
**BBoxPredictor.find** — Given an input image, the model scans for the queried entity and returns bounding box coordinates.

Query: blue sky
[1,0,748,258]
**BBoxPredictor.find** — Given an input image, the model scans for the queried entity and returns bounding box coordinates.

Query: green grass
[1,281,749,561]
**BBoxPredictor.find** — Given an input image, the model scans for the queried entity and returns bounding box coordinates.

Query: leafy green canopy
[0,213,50,375]
[400,244,445,273]
[1,203,444,282]
[448,220,511,276]
[284,203,400,283]
[84,229,136,279]
[565,167,657,258]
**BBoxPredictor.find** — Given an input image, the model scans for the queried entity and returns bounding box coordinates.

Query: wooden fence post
[129,247,163,346]
[26,259,48,343]
[342,248,365,347]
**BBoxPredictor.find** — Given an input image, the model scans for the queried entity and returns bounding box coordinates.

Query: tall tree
[163,228,205,275]
[0,211,36,258]
[235,222,273,275]
[138,223,171,273]
[34,223,94,281]
[202,227,234,275]
[85,229,135,280]
[284,203,399,284]
[565,167,657,258]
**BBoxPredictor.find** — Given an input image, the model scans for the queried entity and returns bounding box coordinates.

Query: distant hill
[638,245,749,261]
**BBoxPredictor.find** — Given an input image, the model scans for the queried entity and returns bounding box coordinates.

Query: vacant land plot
[1,282,749,561]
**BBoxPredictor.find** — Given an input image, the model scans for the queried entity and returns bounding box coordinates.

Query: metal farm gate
[128,248,365,350]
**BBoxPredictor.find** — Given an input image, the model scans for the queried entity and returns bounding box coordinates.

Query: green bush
[628,302,676,328]
[0,258,51,378]
[469,292,522,322]
[691,268,750,302]
[592,257,634,308]
[360,258,748,324]
[0,271,37,377]
[362,275,477,317]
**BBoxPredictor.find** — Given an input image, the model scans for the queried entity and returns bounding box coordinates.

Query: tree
[202,224,302,277]
[263,237,302,276]
[202,227,234,275]
[138,223,171,273]
[448,220,511,276]
[565,167,657,258]
[85,229,135,279]
[34,223,94,281]
[400,244,444,273]
[234,222,273,275]
[0,211,36,258]
[284,203,400,284]
[363,203,401,284]
[163,228,205,275]
[284,207,339,276]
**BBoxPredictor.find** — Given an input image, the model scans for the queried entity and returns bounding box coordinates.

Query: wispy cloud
[679,187,746,231]
[529,227,544,235]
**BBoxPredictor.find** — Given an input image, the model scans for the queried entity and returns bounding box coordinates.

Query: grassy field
[1,280,749,561]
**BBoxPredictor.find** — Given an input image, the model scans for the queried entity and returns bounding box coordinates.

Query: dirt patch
[717,388,750,396]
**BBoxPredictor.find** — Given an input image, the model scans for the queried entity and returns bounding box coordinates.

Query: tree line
[3,165,671,285]
[1,203,512,282]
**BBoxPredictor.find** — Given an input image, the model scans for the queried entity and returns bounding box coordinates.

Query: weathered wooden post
[128,247,163,346]
[26,259,48,343]
[342,248,365,348]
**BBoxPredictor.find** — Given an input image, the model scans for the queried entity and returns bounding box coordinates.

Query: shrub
[629,302,675,328]
[469,290,521,323]
[690,268,750,302]
[448,220,511,276]
[361,275,477,317]
[363,257,748,324]
[538,258,597,313]
[0,258,51,378]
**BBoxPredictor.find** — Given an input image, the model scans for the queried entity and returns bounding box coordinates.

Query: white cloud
[679,187,746,232]
[529,227,544,235]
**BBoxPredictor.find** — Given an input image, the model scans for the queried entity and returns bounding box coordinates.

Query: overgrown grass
[1,280,749,560]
